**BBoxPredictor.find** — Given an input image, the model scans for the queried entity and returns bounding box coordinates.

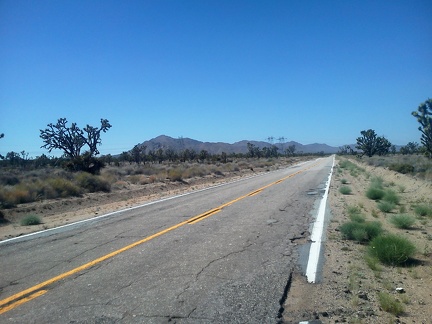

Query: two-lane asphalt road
[0,156,334,323]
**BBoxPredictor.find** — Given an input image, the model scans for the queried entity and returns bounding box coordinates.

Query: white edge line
[0,159,312,246]
[305,155,335,283]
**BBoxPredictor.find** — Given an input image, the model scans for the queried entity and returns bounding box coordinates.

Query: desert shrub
[352,227,368,242]
[0,210,8,223]
[414,204,432,217]
[377,201,395,213]
[366,187,385,200]
[2,186,34,205]
[221,163,235,172]
[389,163,414,174]
[0,174,20,186]
[340,178,348,184]
[214,170,224,176]
[378,292,405,315]
[390,214,416,229]
[369,234,416,265]
[363,221,384,240]
[148,175,157,183]
[382,189,400,205]
[183,165,207,178]
[347,205,362,216]
[350,213,366,223]
[20,214,42,226]
[339,186,352,195]
[339,221,383,243]
[138,166,154,176]
[75,172,111,193]
[46,178,82,198]
[339,159,356,170]
[63,154,105,174]
[365,255,381,272]
[370,176,384,188]
[167,168,184,181]
[347,205,366,223]
[0,189,15,208]
[127,175,142,184]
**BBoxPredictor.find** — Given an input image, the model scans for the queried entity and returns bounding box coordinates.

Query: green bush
[346,205,365,223]
[339,159,361,172]
[390,214,416,229]
[389,163,414,174]
[377,201,395,213]
[382,189,400,205]
[370,176,384,188]
[349,213,366,223]
[347,205,361,215]
[339,186,352,195]
[46,178,82,198]
[414,204,432,217]
[366,187,385,200]
[378,292,405,315]
[339,221,383,243]
[75,172,111,192]
[363,221,384,240]
[351,227,368,242]
[340,178,348,184]
[338,160,352,169]
[369,234,416,265]
[20,214,42,226]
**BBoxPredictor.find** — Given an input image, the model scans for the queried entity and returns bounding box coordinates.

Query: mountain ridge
[136,135,339,154]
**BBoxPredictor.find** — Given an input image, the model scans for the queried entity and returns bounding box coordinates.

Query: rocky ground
[283,157,432,324]
[1,157,431,323]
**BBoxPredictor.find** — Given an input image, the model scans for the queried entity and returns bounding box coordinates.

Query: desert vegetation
[0,153,307,211]
[327,156,432,321]
[0,117,325,213]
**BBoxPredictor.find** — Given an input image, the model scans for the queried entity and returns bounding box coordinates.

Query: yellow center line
[0,159,324,314]
[187,209,222,224]
[0,290,47,315]
[248,189,263,197]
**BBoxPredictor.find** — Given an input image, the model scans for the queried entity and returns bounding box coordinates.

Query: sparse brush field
[284,154,432,323]
[0,156,309,239]
[0,158,281,208]
[364,154,432,181]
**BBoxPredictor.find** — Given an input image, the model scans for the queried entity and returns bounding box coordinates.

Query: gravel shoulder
[283,157,432,323]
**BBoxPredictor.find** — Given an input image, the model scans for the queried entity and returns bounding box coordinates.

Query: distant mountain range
[136,135,339,154]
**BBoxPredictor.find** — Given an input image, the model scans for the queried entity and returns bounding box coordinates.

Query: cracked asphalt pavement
[0,157,334,323]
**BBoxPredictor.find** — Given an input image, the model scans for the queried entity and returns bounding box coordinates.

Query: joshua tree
[40,118,112,173]
[0,133,4,159]
[356,129,391,157]
[412,99,432,157]
[40,118,111,159]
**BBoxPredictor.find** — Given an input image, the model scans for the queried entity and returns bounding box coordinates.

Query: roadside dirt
[283,158,432,323]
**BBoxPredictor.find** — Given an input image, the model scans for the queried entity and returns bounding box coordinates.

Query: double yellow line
[0,160,321,315]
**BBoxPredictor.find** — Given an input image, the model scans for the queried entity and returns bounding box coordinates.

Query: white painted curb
[305,156,335,283]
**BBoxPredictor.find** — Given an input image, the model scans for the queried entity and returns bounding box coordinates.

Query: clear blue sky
[1,0,431,157]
